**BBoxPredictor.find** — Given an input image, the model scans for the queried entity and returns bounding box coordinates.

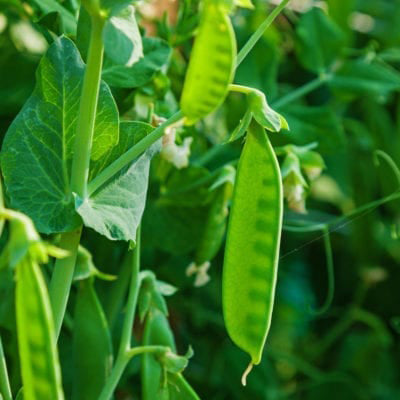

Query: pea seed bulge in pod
[0,0,399,399]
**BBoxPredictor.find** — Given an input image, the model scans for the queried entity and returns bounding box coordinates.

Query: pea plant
[1,0,400,399]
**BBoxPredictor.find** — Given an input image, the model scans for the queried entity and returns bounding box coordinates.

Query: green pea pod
[142,310,199,400]
[195,183,232,265]
[15,389,23,400]
[16,259,64,400]
[222,122,283,383]
[180,1,236,124]
[72,279,113,400]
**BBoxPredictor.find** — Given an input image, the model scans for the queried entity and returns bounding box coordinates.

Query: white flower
[283,177,307,214]
[186,261,211,287]
[161,126,193,169]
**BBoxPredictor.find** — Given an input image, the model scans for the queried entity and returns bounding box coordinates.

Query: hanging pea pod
[142,309,200,400]
[180,0,237,124]
[72,277,113,400]
[222,121,283,384]
[195,168,234,266]
[187,166,235,287]
[16,258,65,400]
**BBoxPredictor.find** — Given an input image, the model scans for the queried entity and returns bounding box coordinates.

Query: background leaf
[102,37,171,88]
[103,5,143,67]
[295,7,346,73]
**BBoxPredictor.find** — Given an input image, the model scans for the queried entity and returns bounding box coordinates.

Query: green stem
[88,111,183,195]
[229,84,253,94]
[309,227,335,315]
[98,345,168,400]
[0,336,12,400]
[374,150,400,187]
[352,308,392,345]
[126,345,168,359]
[70,15,105,199]
[98,226,142,400]
[272,74,330,109]
[49,227,82,339]
[118,229,141,357]
[284,191,400,233]
[236,0,292,68]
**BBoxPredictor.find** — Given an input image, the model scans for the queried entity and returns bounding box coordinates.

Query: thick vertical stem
[70,15,105,199]
[50,14,105,339]
[49,228,82,339]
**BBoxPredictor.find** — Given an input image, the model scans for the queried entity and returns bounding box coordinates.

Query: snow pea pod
[16,259,64,400]
[195,181,232,266]
[142,310,199,400]
[72,279,113,400]
[180,1,236,124]
[222,122,283,382]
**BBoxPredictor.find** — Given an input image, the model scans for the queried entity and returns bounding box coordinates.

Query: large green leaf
[102,37,171,88]
[1,36,119,234]
[76,122,155,242]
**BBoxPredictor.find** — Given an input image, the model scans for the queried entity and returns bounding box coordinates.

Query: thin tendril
[373,149,400,188]
[282,190,400,260]
[308,227,335,315]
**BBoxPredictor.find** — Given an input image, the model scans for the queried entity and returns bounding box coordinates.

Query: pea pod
[142,309,199,400]
[222,122,283,382]
[195,181,232,266]
[16,258,64,400]
[180,1,236,124]
[72,279,113,400]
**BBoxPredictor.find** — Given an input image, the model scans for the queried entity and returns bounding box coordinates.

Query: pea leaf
[73,246,116,281]
[248,89,289,132]
[1,37,119,234]
[102,37,171,88]
[228,108,253,142]
[75,122,157,242]
[329,60,400,99]
[30,0,77,34]
[99,0,133,16]
[142,202,208,255]
[103,5,143,67]
[282,105,345,153]
[295,7,345,73]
